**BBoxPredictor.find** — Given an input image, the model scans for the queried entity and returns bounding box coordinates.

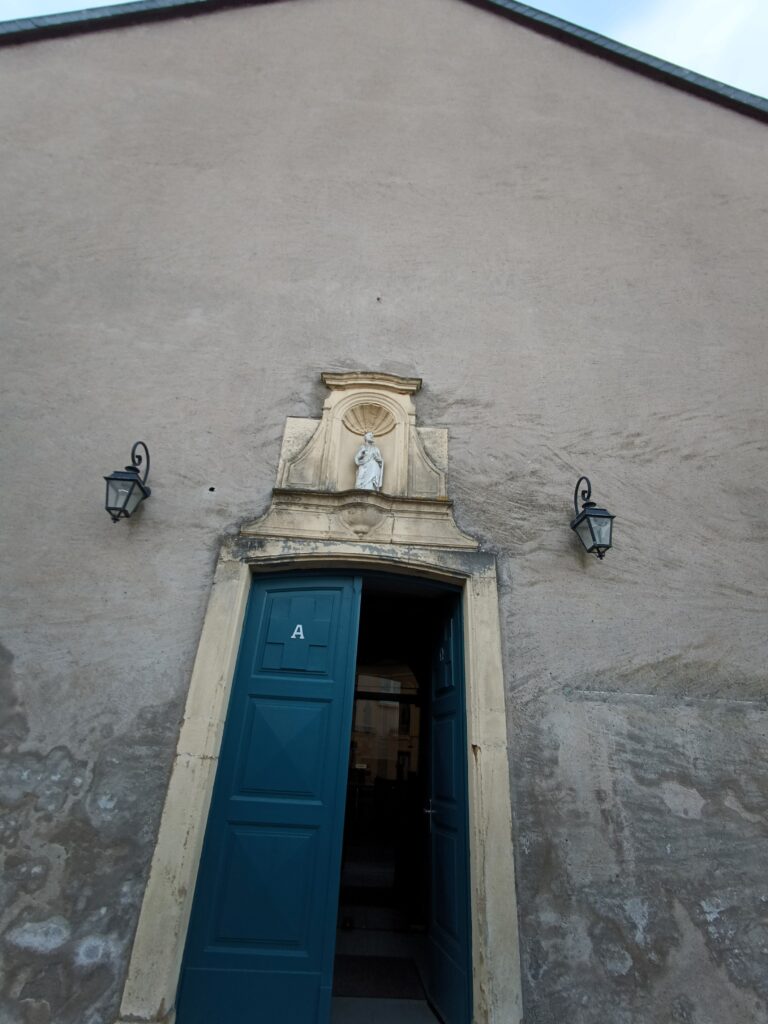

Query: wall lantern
[570,476,614,559]
[104,442,151,523]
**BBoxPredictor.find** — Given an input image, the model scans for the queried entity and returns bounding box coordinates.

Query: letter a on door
[176,575,362,1024]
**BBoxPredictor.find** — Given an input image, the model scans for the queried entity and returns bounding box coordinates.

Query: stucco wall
[0,1,766,1021]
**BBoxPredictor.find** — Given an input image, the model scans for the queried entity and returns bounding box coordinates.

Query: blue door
[426,597,472,1024]
[176,574,362,1024]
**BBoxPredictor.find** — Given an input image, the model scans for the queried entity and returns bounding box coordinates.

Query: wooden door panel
[176,575,361,1024]
[427,599,472,1024]
[235,697,331,799]
[433,715,458,803]
[261,592,335,674]
[432,827,460,940]
[210,824,317,949]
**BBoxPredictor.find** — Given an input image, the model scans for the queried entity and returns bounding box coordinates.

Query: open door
[176,574,361,1024]
[177,573,471,1024]
[332,580,472,1024]
[426,597,472,1024]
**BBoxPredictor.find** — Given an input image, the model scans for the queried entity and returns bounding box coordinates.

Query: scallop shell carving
[342,402,396,436]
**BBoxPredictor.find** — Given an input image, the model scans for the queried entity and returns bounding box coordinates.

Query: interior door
[427,597,472,1024]
[176,574,362,1024]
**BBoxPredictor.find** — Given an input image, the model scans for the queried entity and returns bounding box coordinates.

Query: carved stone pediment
[243,371,477,550]
[242,488,477,548]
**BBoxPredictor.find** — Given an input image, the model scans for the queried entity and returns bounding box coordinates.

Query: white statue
[354,432,384,491]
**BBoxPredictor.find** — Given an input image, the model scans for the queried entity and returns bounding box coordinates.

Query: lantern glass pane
[124,483,145,515]
[106,478,134,514]
[575,518,595,552]
[590,515,613,550]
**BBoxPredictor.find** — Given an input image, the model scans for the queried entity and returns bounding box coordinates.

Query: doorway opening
[332,577,467,1024]
[120,551,521,1024]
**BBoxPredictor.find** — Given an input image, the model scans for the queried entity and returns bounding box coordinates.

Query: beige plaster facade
[0,2,767,1023]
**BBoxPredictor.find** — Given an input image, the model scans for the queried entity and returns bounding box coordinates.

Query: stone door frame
[114,537,523,1024]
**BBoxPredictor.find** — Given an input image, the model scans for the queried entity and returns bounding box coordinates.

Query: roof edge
[0,0,275,44]
[0,0,766,123]
[469,0,768,123]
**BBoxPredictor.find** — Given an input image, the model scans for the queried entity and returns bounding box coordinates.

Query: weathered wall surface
[0,0,766,1021]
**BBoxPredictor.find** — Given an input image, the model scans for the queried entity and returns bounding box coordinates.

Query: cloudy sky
[1,0,766,99]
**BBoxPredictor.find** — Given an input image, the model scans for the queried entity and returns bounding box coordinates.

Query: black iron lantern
[570,476,614,559]
[104,442,151,523]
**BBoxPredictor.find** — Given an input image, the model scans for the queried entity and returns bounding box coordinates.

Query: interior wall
[0,1,766,1022]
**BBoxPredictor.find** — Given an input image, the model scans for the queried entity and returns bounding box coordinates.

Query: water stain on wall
[0,642,178,1024]
[511,690,768,1024]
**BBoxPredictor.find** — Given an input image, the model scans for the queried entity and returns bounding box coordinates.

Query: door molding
[114,537,523,1024]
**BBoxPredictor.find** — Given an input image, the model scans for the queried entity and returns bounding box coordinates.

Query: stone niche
[243,371,476,549]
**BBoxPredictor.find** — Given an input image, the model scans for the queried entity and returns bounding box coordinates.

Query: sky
[1,0,766,99]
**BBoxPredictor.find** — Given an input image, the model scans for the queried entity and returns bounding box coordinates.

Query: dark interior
[332,578,453,1004]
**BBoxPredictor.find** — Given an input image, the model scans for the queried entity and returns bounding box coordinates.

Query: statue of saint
[354,432,384,491]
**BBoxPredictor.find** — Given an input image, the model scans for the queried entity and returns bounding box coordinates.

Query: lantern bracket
[573,475,594,515]
[130,441,150,486]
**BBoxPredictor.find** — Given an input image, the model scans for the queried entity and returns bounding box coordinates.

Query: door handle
[423,798,435,831]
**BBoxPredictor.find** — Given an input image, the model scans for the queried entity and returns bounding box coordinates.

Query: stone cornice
[241,488,478,549]
[321,371,422,394]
